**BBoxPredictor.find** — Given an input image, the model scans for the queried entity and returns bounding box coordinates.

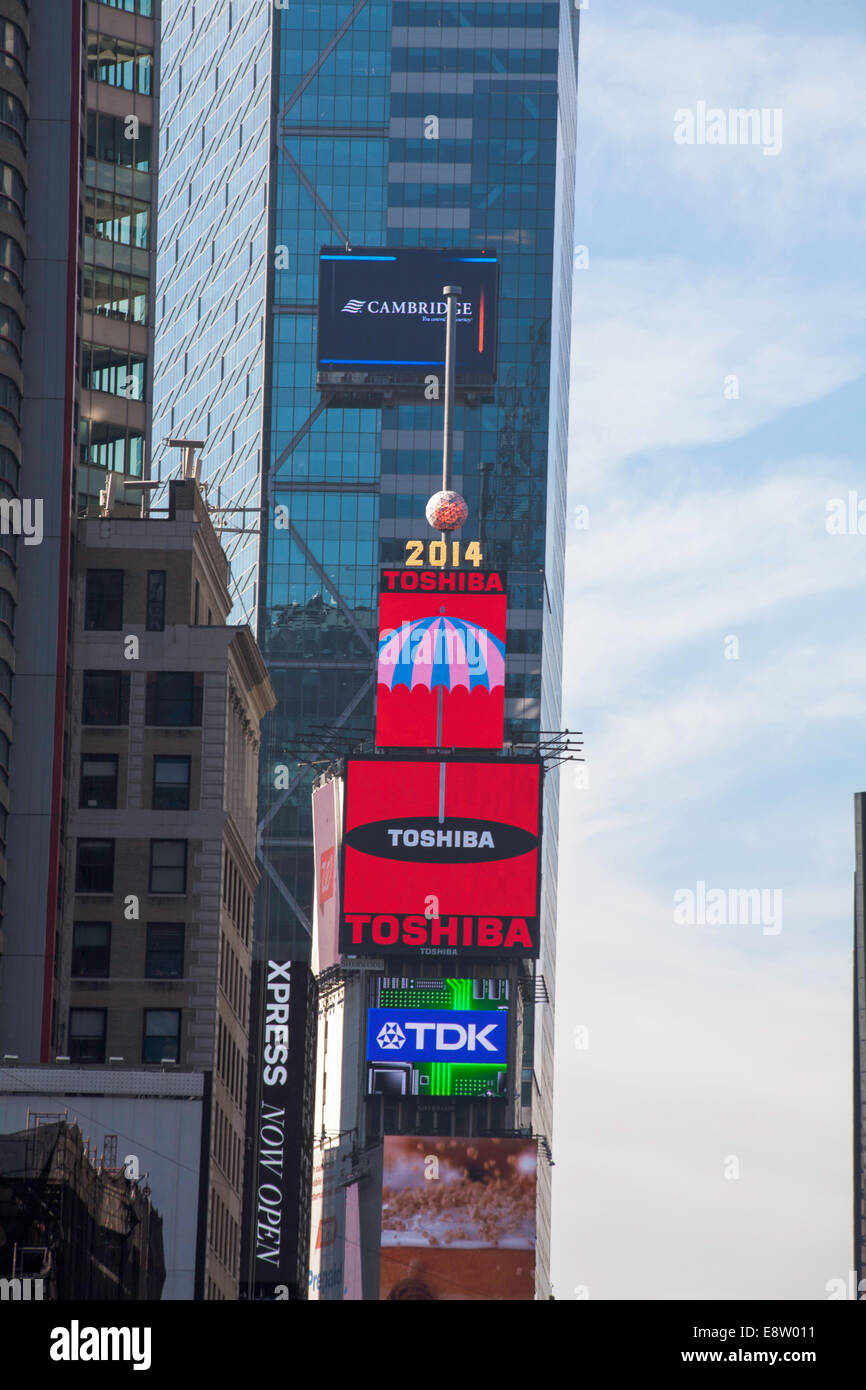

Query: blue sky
[553,1,865,1299]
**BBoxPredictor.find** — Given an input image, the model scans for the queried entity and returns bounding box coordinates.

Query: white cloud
[569,261,866,486]
[579,11,866,243]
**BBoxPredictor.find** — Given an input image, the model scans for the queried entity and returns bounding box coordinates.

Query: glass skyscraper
[155,0,578,1297]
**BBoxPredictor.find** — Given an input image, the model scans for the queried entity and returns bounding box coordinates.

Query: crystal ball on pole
[425,490,469,532]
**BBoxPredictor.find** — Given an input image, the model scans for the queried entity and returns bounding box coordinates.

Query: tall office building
[0,0,161,1060]
[154,0,579,1296]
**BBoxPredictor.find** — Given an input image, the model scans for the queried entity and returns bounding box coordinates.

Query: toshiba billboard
[376,569,507,749]
[339,757,541,958]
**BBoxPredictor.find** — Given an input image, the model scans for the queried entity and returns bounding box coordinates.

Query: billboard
[380,1137,537,1300]
[340,757,542,958]
[317,247,498,389]
[367,977,509,1097]
[240,960,311,1299]
[376,569,507,749]
[312,777,341,973]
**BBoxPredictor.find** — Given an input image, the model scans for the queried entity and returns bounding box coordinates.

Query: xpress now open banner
[339,757,541,958]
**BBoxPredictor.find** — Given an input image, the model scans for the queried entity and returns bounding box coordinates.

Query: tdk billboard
[317,247,498,397]
[367,1008,507,1065]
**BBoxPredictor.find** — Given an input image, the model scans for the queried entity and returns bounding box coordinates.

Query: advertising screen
[339,757,541,958]
[376,569,507,749]
[367,977,509,1097]
[317,247,498,384]
[380,1136,537,1300]
[312,777,341,973]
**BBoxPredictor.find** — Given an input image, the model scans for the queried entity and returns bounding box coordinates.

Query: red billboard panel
[376,569,506,749]
[339,757,541,958]
[380,1136,537,1300]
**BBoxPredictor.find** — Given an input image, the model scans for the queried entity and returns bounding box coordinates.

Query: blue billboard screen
[368,1007,507,1064]
[317,247,498,384]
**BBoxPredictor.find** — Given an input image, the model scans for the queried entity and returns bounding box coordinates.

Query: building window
[82,671,129,725]
[0,587,13,639]
[0,373,20,431]
[98,0,154,15]
[69,1009,107,1063]
[0,730,9,784]
[85,185,150,249]
[143,1009,180,1063]
[87,35,153,94]
[145,672,202,726]
[146,924,184,978]
[0,231,24,293]
[82,343,146,399]
[79,754,118,809]
[0,92,26,153]
[72,923,111,978]
[83,266,148,325]
[152,756,190,810]
[149,840,187,894]
[86,110,152,170]
[76,839,115,893]
[146,570,166,630]
[0,20,27,80]
[0,658,12,713]
[80,421,144,478]
[85,570,124,630]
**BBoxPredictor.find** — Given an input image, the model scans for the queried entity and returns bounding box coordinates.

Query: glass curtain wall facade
[152,0,272,623]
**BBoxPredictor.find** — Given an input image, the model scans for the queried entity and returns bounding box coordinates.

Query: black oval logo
[345,817,537,864]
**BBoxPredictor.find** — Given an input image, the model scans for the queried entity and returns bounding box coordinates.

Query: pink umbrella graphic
[378,616,505,692]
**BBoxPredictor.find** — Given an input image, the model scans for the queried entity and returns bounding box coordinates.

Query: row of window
[0,303,22,363]
[68,1006,179,1064]
[0,371,20,430]
[97,0,154,18]
[219,933,248,1029]
[87,110,152,171]
[83,266,148,324]
[217,1016,245,1112]
[87,36,153,95]
[0,91,26,153]
[72,920,183,978]
[209,1188,238,1279]
[82,342,146,399]
[0,19,26,80]
[85,185,150,249]
[80,753,192,810]
[0,231,24,295]
[85,569,165,631]
[0,161,24,221]
[213,1099,242,1194]
[76,837,188,895]
[221,852,252,948]
[82,670,204,727]
[79,421,144,478]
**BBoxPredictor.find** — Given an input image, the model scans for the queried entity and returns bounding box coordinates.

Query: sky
[552,0,866,1299]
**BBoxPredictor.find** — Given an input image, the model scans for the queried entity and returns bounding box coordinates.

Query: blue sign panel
[367,1007,507,1064]
[317,247,498,381]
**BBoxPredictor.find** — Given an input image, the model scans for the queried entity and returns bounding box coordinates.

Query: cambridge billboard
[380,1136,537,1300]
[317,247,498,385]
[376,569,507,749]
[339,757,542,958]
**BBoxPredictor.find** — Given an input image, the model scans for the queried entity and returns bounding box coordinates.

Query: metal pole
[441,285,461,494]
